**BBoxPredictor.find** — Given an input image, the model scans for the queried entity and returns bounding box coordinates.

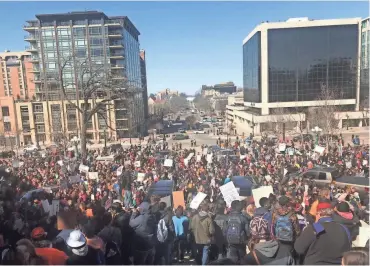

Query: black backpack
[105,241,122,265]
[225,216,245,244]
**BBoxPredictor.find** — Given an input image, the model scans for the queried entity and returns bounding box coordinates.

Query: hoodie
[129,202,156,250]
[242,240,295,265]
[332,211,360,240]
[190,211,215,245]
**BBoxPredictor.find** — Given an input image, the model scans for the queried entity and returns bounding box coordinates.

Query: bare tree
[185,115,197,129]
[59,57,129,159]
[193,95,212,113]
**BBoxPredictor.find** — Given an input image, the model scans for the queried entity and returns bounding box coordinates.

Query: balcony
[25,46,38,53]
[109,43,123,48]
[105,19,122,27]
[111,65,124,69]
[109,53,124,59]
[108,31,123,38]
[24,34,38,42]
[112,76,126,80]
[23,22,38,31]
[30,67,40,73]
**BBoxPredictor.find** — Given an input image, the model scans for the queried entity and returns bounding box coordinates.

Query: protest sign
[91,194,95,201]
[88,172,99,180]
[116,166,123,176]
[184,159,189,166]
[190,192,207,209]
[202,149,208,155]
[172,191,185,209]
[305,185,309,192]
[252,186,274,208]
[363,160,368,166]
[12,160,20,168]
[79,164,89,173]
[137,172,145,182]
[160,195,171,207]
[41,200,50,213]
[207,154,213,164]
[57,160,64,166]
[219,182,240,207]
[134,161,141,168]
[314,146,325,155]
[187,153,194,160]
[96,155,115,161]
[265,175,272,182]
[352,220,370,247]
[69,175,81,184]
[196,155,201,162]
[164,159,173,167]
[287,148,295,156]
[346,161,352,169]
[279,143,286,152]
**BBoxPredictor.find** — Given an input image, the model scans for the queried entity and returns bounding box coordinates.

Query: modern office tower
[227,17,369,136]
[360,17,369,108]
[23,11,146,141]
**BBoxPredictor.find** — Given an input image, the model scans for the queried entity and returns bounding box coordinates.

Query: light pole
[311,126,322,146]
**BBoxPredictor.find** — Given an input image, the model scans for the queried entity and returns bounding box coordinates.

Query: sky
[0,1,368,94]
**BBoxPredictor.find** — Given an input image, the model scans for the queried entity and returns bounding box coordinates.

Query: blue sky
[0,1,368,94]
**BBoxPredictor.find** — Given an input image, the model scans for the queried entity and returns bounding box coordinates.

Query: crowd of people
[0,132,368,265]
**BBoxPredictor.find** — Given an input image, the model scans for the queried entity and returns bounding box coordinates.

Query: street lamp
[311,126,322,146]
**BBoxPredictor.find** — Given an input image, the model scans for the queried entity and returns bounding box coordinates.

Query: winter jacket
[190,211,215,245]
[332,211,360,240]
[271,204,300,241]
[242,240,295,265]
[294,217,351,265]
[213,213,228,247]
[129,202,156,250]
[98,225,122,249]
[227,210,251,243]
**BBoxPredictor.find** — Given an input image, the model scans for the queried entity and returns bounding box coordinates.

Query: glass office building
[360,18,369,106]
[242,18,361,112]
[243,32,261,103]
[268,25,358,103]
[24,11,145,138]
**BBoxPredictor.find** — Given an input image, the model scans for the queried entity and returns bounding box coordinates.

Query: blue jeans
[196,244,210,265]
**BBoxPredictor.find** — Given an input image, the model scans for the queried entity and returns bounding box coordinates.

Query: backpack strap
[252,249,261,265]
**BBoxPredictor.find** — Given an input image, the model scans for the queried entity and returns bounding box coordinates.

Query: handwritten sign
[314,146,325,155]
[116,166,123,176]
[219,182,240,207]
[190,192,207,209]
[279,143,286,152]
[79,164,89,173]
[137,172,145,182]
[134,161,141,168]
[164,159,173,167]
[88,172,98,180]
[252,186,274,208]
[57,160,64,166]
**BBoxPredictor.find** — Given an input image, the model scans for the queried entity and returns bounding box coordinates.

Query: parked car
[172,133,189,140]
[24,144,39,153]
[177,128,186,133]
[193,130,206,134]
[292,134,314,142]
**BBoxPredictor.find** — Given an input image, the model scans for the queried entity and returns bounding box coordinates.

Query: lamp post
[311,126,322,146]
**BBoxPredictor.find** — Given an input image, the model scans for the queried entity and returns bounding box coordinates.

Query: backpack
[225,216,245,244]
[157,218,168,243]
[274,214,294,242]
[105,240,122,265]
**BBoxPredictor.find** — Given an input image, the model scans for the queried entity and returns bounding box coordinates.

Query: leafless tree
[193,95,212,113]
[59,56,130,159]
[185,115,197,129]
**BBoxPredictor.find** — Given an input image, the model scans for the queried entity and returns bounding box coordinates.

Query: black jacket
[242,241,295,265]
[332,211,360,240]
[213,213,228,247]
[226,210,250,243]
[294,217,351,265]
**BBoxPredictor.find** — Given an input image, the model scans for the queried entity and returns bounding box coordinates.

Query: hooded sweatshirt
[242,240,295,265]
[332,211,360,240]
[190,211,215,245]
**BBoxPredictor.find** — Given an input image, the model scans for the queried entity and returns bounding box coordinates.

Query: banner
[219,182,240,207]
[96,155,115,161]
[252,186,274,208]
[88,172,99,180]
[79,164,89,173]
[164,159,173,167]
[190,192,207,209]
[172,191,185,209]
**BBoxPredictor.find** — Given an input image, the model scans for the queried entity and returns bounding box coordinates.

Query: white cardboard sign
[314,146,325,155]
[134,161,141,168]
[190,192,207,209]
[88,172,99,180]
[79,164,89,173]
[279,143,286,152]
[116,166,123,176]
[137,172,145,182]
[219,182,240,207]
[252,186,274,208]
[164,159,173,167]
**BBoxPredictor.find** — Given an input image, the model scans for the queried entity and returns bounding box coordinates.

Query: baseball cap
[31,227,46,240]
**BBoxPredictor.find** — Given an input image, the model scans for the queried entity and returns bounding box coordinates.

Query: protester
[342,248,369,265]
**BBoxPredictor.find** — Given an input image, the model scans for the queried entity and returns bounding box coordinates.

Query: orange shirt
[86,208,94,217]
[35,247,68,265]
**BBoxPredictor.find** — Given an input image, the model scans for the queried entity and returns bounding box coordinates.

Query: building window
[89,27,101,35]
[36,124,45,132]
[4,122,11,132]
[1,107,9,117]
[73,27,86,36]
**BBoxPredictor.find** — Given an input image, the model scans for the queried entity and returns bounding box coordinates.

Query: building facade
[23,11,146,142]
[360,17,369,108]
[228,17,369,136]
[201,82,236,97]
